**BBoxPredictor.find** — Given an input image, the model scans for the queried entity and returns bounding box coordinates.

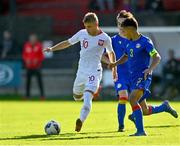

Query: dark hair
[83,12,99,23]
[116,10,133,20]
[121,17,138,29]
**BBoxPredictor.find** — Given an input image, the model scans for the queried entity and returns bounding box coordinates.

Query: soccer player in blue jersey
[110,17,178,136]
[111,10,132,132]
[101,10,133,132]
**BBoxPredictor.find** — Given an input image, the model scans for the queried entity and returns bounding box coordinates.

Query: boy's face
[84,22,98,35]
[121,27,131,39]
[117,18,126,34]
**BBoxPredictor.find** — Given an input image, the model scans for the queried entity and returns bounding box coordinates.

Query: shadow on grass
[1,125,179,141]
[41,135,123,141]
[145,124,180,128]
[0,134,50,140]
[0,131,122,141]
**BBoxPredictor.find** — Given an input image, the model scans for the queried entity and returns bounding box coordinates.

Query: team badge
[119,41,121,44]
[98,39,104,46]
[136,43,141,48]
[117,83,122,89]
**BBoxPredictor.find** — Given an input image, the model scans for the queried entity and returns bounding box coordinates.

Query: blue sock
[149,103,166,114]
[117,103,126,128]
[132,104,144,133]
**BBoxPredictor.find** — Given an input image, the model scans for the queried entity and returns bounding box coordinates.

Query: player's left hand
[143,68,153,80]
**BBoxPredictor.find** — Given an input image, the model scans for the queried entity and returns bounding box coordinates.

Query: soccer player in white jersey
[44,12,117,132]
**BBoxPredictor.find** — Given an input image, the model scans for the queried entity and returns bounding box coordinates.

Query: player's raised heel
[128,114,136,124]
[75,118,83,132]
[129,131,147,136]
[163,100,178,118]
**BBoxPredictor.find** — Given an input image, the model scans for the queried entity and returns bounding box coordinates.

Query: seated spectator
[161,49,180,99]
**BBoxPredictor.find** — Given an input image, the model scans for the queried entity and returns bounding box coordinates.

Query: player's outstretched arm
[109,54,128,68]
[43,40,72,52]
[108,51,118,81]
[116,54,128,65]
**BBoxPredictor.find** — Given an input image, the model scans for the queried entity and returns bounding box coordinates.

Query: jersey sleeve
[145,38,158,57]
[68,30,81,45]
[105,36,113,53]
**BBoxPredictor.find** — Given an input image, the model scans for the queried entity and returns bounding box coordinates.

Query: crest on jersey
[119,41,121,44]
[98,39,104,46]
[117,83,122,89]
[136,43,141,48]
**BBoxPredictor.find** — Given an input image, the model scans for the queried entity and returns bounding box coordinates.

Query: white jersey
[68,29,113,74]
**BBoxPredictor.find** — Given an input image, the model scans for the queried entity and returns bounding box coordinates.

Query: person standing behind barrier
[0,30,17,60]
[22,34,45,100]
[161,49,180,99]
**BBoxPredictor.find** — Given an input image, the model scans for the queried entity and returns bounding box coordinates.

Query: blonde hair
[83,12,99,24]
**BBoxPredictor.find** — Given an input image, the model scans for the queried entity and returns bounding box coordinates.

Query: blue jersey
[125,34,157,77]
[112,34,131,93]
[124,34,158,94]
[112,34,129,78]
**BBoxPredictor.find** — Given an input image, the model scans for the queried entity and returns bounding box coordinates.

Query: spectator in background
[22,34,45,100]
[97,0,114,11]
[161,49,180,99]
[0,30,17,60]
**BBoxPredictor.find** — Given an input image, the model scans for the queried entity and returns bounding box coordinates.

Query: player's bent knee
[142,109,149,115]
[119,99,128,104]
[73,94,83,101]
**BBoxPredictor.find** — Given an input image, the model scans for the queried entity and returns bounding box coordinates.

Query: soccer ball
[44,120,60,135]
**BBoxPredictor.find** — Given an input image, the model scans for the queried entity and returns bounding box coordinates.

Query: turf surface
[0,100,180,145]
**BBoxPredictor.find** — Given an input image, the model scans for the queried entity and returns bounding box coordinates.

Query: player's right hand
[43,47,52,52]
[143,68,153,80]
[112,70,118,82]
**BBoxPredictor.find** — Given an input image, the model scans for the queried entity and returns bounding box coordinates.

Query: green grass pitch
[0,100,180,145]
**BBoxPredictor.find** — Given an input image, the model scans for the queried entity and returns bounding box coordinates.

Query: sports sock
[117,103,126,128]
[148,103,167,115]
[132,104,144,133]
[80,91,93,122]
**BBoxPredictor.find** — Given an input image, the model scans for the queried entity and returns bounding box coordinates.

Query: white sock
[80,91,93,122]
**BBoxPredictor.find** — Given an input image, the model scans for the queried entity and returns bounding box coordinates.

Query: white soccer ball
[44,120,60,135]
